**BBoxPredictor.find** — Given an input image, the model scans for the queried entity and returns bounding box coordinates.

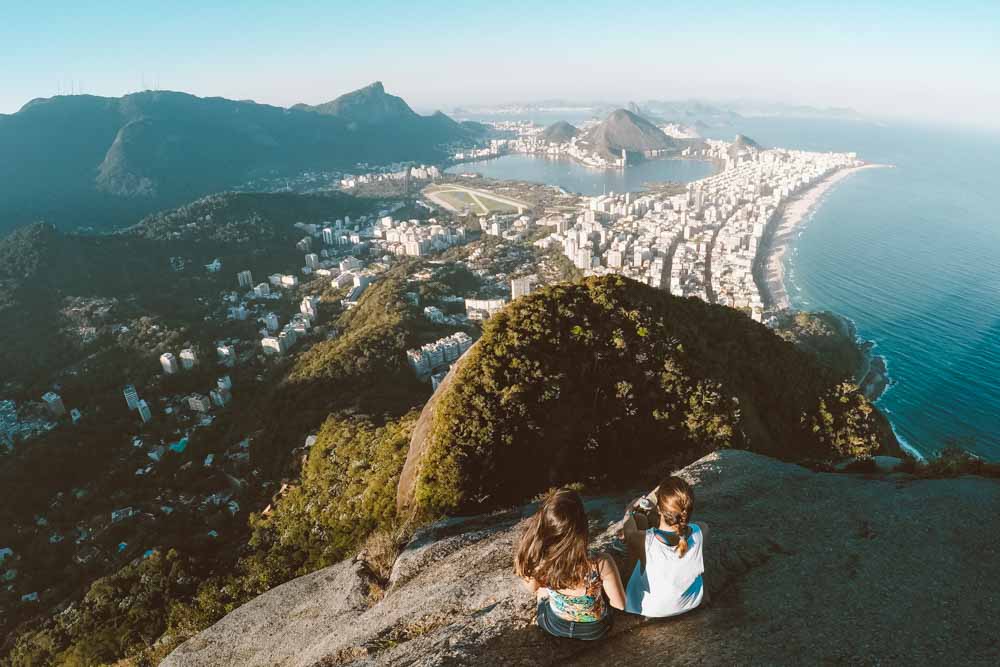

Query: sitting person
[515,488,626,640]
[622,476,706,618]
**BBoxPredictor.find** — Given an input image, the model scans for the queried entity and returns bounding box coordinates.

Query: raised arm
[598,554,627,611]
[621,498,647,564]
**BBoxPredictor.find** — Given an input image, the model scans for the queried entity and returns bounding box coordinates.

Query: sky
[3,1,999,129]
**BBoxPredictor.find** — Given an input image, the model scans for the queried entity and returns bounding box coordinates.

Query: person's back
[515,488,627,640]
[625,524,704,617]
[622,476,706,618]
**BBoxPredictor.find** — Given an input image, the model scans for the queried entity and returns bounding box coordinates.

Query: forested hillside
[413,275,889,515]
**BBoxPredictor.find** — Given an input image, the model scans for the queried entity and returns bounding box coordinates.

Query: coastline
[755,161,919,459]
[760,163,890,311]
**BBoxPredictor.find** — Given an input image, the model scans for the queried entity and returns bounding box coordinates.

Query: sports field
[423,183,528,216]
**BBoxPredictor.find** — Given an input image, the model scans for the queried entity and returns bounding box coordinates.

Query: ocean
[702,118,1000,460]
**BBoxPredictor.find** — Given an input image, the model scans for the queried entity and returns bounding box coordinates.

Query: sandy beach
[762,163,890,310]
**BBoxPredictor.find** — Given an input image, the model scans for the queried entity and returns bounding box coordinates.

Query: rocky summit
[163,450,1000,666]
[580,109,677,160]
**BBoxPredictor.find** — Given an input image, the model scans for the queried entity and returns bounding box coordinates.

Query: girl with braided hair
[621,475,707,618]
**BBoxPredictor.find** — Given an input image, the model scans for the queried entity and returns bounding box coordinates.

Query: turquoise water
[445,153,715,195]
[703,119,1000,459]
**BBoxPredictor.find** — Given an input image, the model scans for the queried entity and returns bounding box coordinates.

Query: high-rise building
[339,256,362,272]
[300,296,320,320]
[188,394,211,413]
[217,376,232,391]
[41,392,66,417]
[511,276,537,300]
[237,270,253,289]
[179,348,198,370]
[264,312,280,333]
[406,349,430,376]
[261,337,284,356]
[216,344,236,365]
[305,253,320,269]
[209,388,232,407]
[159,352,179,374]
[136,400,152,423]
[123,385,139,411]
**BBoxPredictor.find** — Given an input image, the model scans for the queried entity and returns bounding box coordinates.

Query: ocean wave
[889,420,926,462]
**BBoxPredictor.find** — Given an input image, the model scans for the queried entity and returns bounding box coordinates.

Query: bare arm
[622,499,647,562]
[599,554,627,611]
[694,522,709,540]
[520,576,541,595]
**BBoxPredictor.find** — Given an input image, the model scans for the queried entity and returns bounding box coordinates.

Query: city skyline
[3,1,999,130]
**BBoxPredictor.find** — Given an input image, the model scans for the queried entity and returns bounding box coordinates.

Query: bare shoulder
[595,552,620,574]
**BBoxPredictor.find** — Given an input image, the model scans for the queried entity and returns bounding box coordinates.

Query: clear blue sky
[3,1,999,128]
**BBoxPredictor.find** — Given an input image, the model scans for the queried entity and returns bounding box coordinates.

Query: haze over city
[3,0,1000,129]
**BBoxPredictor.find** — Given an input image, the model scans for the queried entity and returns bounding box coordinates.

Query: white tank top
[625,524,705,617]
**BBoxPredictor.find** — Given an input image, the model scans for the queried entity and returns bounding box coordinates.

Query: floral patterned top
[547,561,607,622]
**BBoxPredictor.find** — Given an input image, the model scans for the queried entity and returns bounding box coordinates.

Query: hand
[623,496,643,519]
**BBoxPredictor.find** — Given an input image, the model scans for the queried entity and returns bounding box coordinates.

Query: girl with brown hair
[622,475,707,618]
[514,488,626,640]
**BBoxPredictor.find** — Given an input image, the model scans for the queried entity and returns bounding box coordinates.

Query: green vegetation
[414,275,888,515]
[900,443,1000,478]
[0,191,375,393]
[774,311,863,381]
[245,414,417,584]
[251,275,428,477]
[1,270,428,665]
[3,549,207,667]
[0,85,480,232]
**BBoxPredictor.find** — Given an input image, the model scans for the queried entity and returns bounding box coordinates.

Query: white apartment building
[123,385,139,411]
[179,348,198,370]
[160,352,179,374]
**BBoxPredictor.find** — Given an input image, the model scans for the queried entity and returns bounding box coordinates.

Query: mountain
[625,101,668,124]
[292,81,416,124]
[729,133,762,159]
[538,120,579,143]
[294,83,486,161]
[402,276,897,515]
[579,109,678,160]
[732,133,761,150]
[0,84,475,232]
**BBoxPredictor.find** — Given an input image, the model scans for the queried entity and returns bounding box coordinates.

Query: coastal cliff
[164,449,1000,665]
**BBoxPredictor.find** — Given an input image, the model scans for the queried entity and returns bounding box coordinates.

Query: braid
[675,509,690,558]
[655,476,695,558]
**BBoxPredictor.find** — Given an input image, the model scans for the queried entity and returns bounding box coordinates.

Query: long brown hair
[656,476,695,557]
[514,488,591,590]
